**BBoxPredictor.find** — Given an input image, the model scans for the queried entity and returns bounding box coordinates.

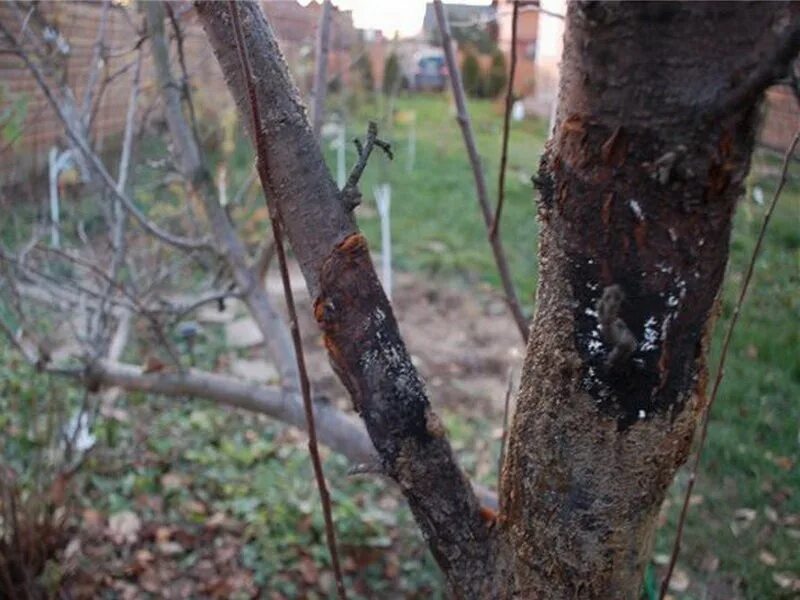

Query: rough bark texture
[500,3,799,598]
[195,3,503,596]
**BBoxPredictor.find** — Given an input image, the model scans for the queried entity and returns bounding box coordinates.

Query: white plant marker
[48,147,73,248]
[374,183,392,301]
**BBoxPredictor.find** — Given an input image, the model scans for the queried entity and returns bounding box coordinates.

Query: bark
[195,1,799,598]
[499,3,799,598]
[195,3,503,596]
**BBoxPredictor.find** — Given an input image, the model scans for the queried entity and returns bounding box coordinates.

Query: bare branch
[341,121,393,211]
[489,0,519,241]
[434,0,530,343]
[197,3,502,594]
[717,16,800,117]
[86,359,375,463]
[145,0,299,388]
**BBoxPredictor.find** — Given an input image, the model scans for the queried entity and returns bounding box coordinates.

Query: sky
[299,0,492,38]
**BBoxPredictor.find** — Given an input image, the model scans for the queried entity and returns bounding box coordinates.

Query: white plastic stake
[48,147,73,248]
[374,183,392,301]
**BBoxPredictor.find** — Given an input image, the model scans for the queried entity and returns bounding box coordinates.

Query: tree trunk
[500,3,798,597]
[196,1,799,597]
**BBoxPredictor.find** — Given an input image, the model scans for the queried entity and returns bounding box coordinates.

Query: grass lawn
[1,92,797,598]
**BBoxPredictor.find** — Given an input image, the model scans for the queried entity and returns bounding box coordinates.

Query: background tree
[460,49,483,98]
[484,47,508,99]
[382,51,401,96]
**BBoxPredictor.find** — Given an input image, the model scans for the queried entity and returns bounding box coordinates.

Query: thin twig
[659,130,799,599]
[341,121,393,210]
[227,3,347,598]
[434,0,530,344]
[489,0,519,241]
[164,2,202,151]
[515,0,565,20]
[497,368,514,512]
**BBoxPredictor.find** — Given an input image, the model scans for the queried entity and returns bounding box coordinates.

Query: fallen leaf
[107,511,141,545]
[142,356,167,374]
[668,567,690,593]
[155,526,173,543]
[161,472,186,490]
[157,540,184,556]
[759,550,777,566]
[772,572,800,591]
[82,508,105,534]
[298,555,318,585]
[764,506,779,523]
[700,552,719,573]
[773,455,794,470]
[734,507,757,522]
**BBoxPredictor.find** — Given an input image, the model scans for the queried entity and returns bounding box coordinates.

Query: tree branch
[434,0,530,344]
[340,121,393,211]
[87,360,375,464]
[227,2,347,595]
[716,13,800,117]
[195,2,503,594]
[145,0,299,389]
[490,0,519,241]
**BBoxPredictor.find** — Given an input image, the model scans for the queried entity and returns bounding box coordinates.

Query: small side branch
[489,0,519,242]
[434,0,530,344]
[716,18,800,117]
[340,121,393,211]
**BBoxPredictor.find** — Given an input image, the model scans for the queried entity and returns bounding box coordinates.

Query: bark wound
[314,233,431,463]
[547,116,746,428]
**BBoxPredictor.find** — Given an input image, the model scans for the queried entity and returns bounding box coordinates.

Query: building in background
[493,0,539,98]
